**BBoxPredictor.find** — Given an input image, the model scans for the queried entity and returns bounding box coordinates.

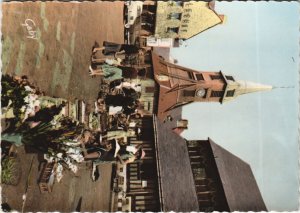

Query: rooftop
[153,109,267,211]
[154,108,199,212]
[208,138,267,211]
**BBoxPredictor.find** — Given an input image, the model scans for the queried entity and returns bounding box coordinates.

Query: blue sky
[171,2,299,211]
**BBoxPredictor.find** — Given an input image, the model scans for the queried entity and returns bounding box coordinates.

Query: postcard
[1,1,299,212]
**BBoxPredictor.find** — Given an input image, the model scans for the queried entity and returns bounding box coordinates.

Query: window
[187,72,194,79]
[226,90,235,97]
[167,13,181,20]
[167,1,175,6]
[183,14,191,18]
[183,90,195,97]
[182,19,190,23]
[210,75,222,80]
[211,91,224,97]
[180,29,188,32]
[175,1,183,6]
[166,27,179,34]
[195,73,204,81]
[184,8,192,12]
[226,75,234,81]
[167,1,183,6]
[181,24,188,28]
[145,86,155,93]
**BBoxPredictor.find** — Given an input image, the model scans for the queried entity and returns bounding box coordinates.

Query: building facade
[111,115,161,212]
[129,1,224,47]
[154,1,223,39]
[186,139,267,211]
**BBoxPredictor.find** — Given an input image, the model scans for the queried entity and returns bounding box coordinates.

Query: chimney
[177,119,188,129]
[218,15,227,25]
[172,119,188,135]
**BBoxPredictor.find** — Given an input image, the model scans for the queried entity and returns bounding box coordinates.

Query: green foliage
[1,157,20,185]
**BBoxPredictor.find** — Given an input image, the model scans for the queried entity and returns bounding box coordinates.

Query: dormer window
[187,72,195,80]
[195,73,204,81]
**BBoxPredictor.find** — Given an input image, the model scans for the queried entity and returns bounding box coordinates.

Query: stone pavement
[1,1,125,211]
[2,1,124,104]
[2,146,113,212]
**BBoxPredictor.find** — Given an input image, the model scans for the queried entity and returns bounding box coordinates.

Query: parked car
[124,1,143,29]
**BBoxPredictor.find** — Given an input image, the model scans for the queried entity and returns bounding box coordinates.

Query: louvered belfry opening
[186,140,229,212]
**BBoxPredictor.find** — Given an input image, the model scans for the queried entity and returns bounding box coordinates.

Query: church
[110,52,270,212]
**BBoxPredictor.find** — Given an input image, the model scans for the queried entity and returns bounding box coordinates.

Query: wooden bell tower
[152,53,272,121]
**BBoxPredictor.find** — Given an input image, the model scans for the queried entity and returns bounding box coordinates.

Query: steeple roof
[236,80,273,95]
[222,78,273,103]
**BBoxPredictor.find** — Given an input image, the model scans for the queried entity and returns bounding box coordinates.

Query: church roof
[153,112,267,211]
[153,108,200,212]
[208,138,267,211]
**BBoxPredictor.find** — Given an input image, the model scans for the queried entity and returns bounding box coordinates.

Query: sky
[171,2,299,211]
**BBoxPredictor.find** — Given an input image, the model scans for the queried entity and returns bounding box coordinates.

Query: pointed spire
[222,80,273,103]
[235,80,273,95]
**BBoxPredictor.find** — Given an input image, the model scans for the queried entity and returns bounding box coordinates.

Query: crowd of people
[1,41,152,183]
[1,71,145,183]
[90,41,150,121]
[88,41,150,79]
[83,41,153,167]
[1,73,147,181]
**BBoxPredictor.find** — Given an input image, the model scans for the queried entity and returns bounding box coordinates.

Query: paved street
[2,1,124,211]
[2,147,113,212]
[2,1,124,103]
